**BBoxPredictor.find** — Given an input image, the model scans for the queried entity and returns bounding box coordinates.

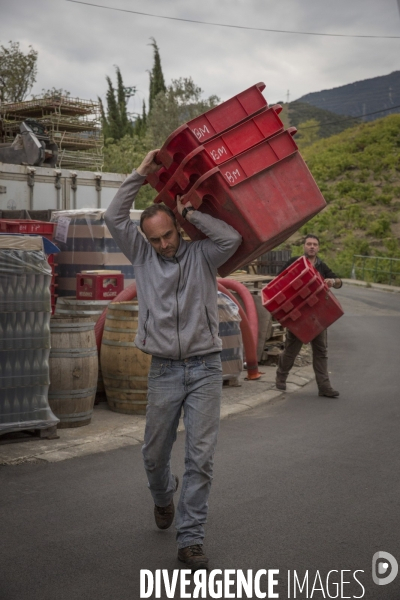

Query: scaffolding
[0,95,104,171]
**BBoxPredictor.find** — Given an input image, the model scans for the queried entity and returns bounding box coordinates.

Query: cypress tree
[106,75,122,140]
[100,67,135,142]
[141,99,147,129]
[148,38,166,112]
[116,67,129,131]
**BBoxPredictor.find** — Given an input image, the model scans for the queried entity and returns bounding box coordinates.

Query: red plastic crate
[154,146,216,205]
[262,257,311,301]
[76,272,124,300]
[269,274,322,321]
[279,283,344,343]
[261,256,325,313]
[203,104,283,164]
[187,82,268,141]
[155,82,268,170]
[0,219,55,241]
[159,129,326,277]
[147,105,284,192]
[155,127,299,209]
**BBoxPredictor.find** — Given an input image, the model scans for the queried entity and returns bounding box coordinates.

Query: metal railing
[351,255,400,286]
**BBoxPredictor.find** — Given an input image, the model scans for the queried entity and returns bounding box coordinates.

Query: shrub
[367,215,391,238]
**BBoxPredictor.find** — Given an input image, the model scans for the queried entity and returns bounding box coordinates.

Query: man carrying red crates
[276,234,342,397]
[105,150,242,571]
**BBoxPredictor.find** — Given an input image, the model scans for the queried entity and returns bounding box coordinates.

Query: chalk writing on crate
[192,124,210,140]
[224,169,241,185]
[209,146,227,162]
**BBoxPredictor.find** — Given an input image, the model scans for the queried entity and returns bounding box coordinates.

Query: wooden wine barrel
[55,296,109,399]
[100,301,151,415]
[48,316,98,428]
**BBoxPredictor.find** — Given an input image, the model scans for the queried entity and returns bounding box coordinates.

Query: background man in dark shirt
[276,234,342,397]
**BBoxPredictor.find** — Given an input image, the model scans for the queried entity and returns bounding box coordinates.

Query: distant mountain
[296,71,400,122]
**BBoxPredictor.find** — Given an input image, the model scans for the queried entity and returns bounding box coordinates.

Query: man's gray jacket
[104,171,242,360]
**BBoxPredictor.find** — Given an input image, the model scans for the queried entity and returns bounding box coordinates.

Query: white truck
[0,162,127,213]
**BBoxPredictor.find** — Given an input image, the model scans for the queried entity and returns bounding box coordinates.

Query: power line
[64,0,400,39]
[299,103,400,129]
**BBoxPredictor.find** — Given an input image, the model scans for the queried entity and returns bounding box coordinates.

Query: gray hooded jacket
[104,171,242,360]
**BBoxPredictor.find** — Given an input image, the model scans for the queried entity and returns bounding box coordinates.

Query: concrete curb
[0,366,315,466]
[342,279,400,294]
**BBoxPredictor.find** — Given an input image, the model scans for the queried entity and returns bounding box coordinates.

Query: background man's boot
[275,373,287,391]
[318,387,340,398]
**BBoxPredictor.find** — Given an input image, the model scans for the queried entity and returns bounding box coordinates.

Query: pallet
[0,425,59,444]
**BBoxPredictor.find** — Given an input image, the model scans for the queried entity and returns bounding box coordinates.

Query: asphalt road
[1,285,400,600]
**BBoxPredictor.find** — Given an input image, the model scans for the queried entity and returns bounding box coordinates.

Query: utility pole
[286,89,290,127]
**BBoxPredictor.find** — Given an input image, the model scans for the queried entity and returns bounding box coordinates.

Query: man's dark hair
[140,204,177,233]
[304,234,320,243]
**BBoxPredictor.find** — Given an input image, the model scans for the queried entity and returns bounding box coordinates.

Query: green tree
[146,77,219,147]
[148,38,166,113]
[0,41,38,102]
[103,134,157,208]
[99,67,135,142]
[33,87,71,99]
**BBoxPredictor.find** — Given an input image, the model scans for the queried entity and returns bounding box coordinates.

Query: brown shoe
[154,475,179,530]
[178,544,209,571]
[318,388,340,398]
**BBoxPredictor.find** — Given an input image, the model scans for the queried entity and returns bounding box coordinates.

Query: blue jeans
[142,352,222,549]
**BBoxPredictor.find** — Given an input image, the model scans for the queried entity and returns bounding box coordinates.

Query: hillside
[296,71,400,122]
[282,114,400,283]
[279,101,360,139]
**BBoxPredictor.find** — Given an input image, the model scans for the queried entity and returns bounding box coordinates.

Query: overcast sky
[1,0,400,115]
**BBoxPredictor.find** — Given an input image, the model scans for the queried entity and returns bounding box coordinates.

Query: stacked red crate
[261,256,344,343]
[144,82,327,277]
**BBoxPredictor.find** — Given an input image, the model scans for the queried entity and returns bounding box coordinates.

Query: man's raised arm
[104,150,160,263]
[176,196,242,269]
